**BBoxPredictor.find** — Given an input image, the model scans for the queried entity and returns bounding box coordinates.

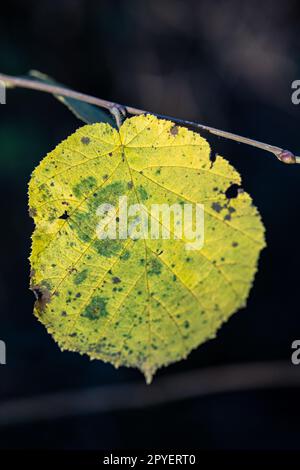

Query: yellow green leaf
[28,114,265,383]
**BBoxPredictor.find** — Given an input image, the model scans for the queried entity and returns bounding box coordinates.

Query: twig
[0,71,298,164]
[0,361,297,426]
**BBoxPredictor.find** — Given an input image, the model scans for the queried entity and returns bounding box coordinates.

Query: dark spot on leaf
[170,124,179,136]
[73,176,97,198]
[94,239,122,257]
[225,184,240,199]
[148,258,162,276]
[82,296,108,320]
[232,241,239,247]
[137,185,148,200]
[211,202,223,213]
[68,267,77,274]
[112,277,121,284]
[81,136,90,145]
[58,210,69,220]
[74,269,88,285]
[209,150,217,166]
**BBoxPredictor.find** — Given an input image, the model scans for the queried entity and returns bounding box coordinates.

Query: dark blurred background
[0,0,300,452]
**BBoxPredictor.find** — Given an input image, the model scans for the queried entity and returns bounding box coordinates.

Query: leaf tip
[142,365,155,385]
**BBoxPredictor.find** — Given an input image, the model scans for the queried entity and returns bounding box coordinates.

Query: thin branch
[0,361,297,426]
[0,71,298,164]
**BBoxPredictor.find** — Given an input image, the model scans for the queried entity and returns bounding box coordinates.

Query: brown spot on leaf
[31,285,51,313]
[170,125,179,136]
[68,267,77,274]
[30,269,36,280]
[29,207,37,218]
[81,136,90,145]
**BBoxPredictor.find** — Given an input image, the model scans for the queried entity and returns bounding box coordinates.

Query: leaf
[28,114,265,383]
[28,70,115,126]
